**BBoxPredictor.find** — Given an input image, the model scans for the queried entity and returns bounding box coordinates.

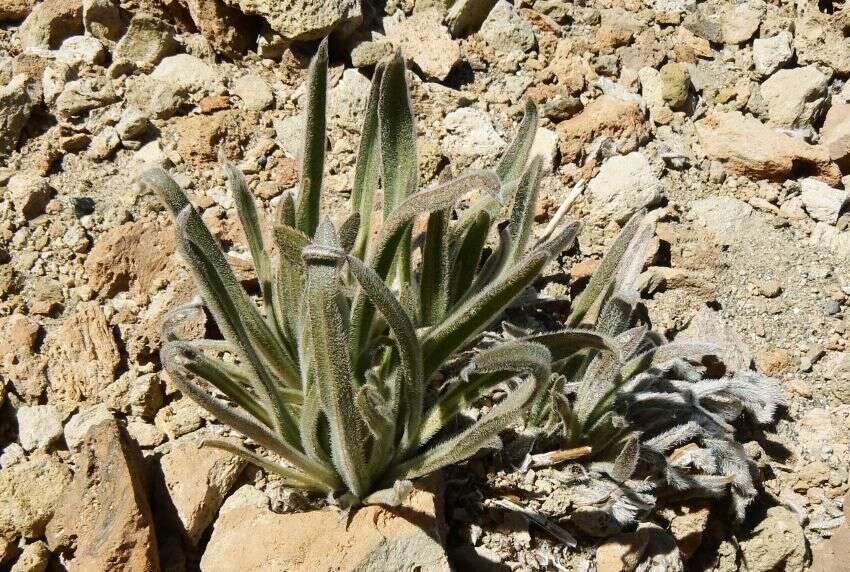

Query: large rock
[384,10,460,81]
[201,483,449,571]
[679,305,752,372]
[7,170,54,220]
[811,492,850,572]
[800,178,849,224]
[221,0,361,42]
[82,0,124,42]
[479,0,535,54]
[694,111,840,185]
[157,435,245,545]
[16,405,63,452]
[151,54,220,95]
[181,0,254,57]
[46,420,159,571]
[556,95,651,165]
[794,3,850,75]
[0,454,71,541]
[689,197,756,248]
[113,13,177,67]
[442,107,506,163]
[328,68,371,134]
[684,0,763,45]
[739,507,806,572]
[63,404,114,448]
[42,302,121,404]
[0,75,34,157]
[587,152,664,223]
[757,65,829,128]
[446,0,496,37]
[84,219,174,297]
[752,32,793,77]
[17,0,82,49]
[0,0,33,22]
[54,76,117,117]
[821,103,850,173]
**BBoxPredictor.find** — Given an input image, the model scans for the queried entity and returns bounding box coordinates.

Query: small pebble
[823,299,841,316]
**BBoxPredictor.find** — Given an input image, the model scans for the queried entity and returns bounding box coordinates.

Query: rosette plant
[142,40,581,506]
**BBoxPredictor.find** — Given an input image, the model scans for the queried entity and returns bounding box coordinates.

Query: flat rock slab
[201,483,449,571]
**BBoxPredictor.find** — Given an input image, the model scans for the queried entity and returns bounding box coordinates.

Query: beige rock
[0,75,35,157]
[587,151,664,223]
[157,435,246,544]
[0,314,46,401]
[46,420,159,571]
[669,503,711,560]
[84,219,175,298]
[232,73,274,111]
[17,0,82,49]
[181,0,253,57]
[384,10,460,81]
[63,404,113,448]
[223,0,361,41]
[201,483,449,571]
[9,540,49,572]
[0,0,33,21]
[6,170,53,220]
[694,111,840,185]
[16,405,63,451]
[822,103,850,173]
[113,13,177,68]
[556,95,651,165]
[42,302,121,404]
[0,454,71,540]
[811,522,850,572]
[799,178,849,224]
[794,3,850,75]
[739,507,806,572]
[154,397,204,439]
[596,532,649,572]
[82,0,124,41]
[660,62,690,111]
[679,305,752,371]
[126,420,166,448]
[758,65,829,128]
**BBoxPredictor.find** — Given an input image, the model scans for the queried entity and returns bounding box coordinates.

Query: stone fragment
[82,0,124,41]
[660,62,690,110]
[596,531,649,572]
[0,0,32,21]
[442,107,506,162]
[84,219,174,297]
[639,67,663,108]
[16,405,63,452]
[694,111,840,185]
[232,73,274,111]
[758,66,828,128]
[46,420,159,570]
[529,127,559,173]
[328,68,371,134]
[739,507,806,572]
[113,13,177,67]
[154,397,204,439]
[479,0,535,54]
[669,503,711,560]
[182,0,253,57]
[225,0,361,42]
[125,75,187,119]
[0,454,71,540]
[752,32,793,77]
[596,8,641,51]
[55,34,106,68]
[810,493,850,572]
[201,483,448,571]
[157,435,246,545]
[151,54,219,95]
[587,152,664,223]
[7,170,54,220]
[684,0,763,45]
[0,75,34,156]
[794,4,850,75]
[18,0,82,49]
[54,76,116,117]
[446,0,496,37]
[42,303,121,404]
[126,420,166,448]
[9,540,49,572]
[350,39,394,68]
[116,106,150,140]
[821,103,850,173]
[63,404,113,448]
[384,10,460,81]
[556,95,651,165]
[800,178,849,225]
[87,125,120,160]
[679,305,752,372]
[173,110,255,165]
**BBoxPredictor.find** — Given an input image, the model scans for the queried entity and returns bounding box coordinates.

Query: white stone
[638,66,664,108]
[529,127,559,173]
[587,152,664,223]
[752,32,793,77]
[442,107,506,161]
[64,404,113,448]
[232,74,274,111]
[274,115,305,158]
[54,35,106,68]
[759,65,829,128]
[16,405,63,452]
[479,0,535,54]
[328,68,371,133]
[691,196,755,245]
[151,54,220,95]
[800,178,850,224]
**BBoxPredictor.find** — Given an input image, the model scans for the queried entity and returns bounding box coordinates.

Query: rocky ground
[1,0,849,570]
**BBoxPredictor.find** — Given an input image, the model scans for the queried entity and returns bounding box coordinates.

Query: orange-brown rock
[555,95,650,165]
[46,419,159,571]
